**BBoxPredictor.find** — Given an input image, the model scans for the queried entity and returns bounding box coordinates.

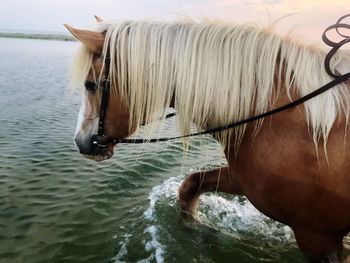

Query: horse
[65,16,350,262]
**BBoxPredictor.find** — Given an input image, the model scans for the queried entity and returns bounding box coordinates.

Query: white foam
[197,194,294,243]
[144,174,294,246]
[144,176,181,220]
[140,176,182,263]
[112,234,131,263]
[116,172,295,262]
[144,225,165,263]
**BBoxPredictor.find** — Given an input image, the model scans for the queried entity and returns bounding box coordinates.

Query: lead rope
[110,15,350,144]
[323,14,350,78]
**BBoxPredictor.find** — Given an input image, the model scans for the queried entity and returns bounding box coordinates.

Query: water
[0,38,305,263]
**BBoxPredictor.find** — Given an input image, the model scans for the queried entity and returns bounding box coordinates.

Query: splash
[141,176,182,263]
[197,194,294,243]
[136,173,295,262]
[111,234,131,263]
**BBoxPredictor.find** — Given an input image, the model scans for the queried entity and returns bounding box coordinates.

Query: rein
[91,15,350,147]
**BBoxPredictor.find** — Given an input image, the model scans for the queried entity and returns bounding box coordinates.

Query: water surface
[0,38,305,263]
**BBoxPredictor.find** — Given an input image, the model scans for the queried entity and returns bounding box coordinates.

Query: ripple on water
[0,38,309,263]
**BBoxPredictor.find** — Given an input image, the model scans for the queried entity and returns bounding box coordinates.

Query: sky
[0,0,349,43]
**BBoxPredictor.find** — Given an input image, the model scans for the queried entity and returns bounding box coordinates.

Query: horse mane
[71,19,350,153]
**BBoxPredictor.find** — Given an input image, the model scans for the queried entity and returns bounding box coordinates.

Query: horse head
[65,20,134,161]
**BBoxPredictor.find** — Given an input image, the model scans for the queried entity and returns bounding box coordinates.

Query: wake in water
[113,164,298,263]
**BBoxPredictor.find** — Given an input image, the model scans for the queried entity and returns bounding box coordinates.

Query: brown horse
[65,16,350,262]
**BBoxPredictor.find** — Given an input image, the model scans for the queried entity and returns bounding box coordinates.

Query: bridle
[89,48,111,148]
[89,14,350,148]
[89,49,177,147]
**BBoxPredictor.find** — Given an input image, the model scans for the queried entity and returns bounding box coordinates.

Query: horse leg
[293,228,346,262]
[178,165,242,215]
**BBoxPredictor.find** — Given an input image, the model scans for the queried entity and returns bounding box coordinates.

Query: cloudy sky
[0,0,349,42]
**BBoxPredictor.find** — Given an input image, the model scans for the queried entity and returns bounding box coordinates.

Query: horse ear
[94,15,103,23]
[64,24,104,54]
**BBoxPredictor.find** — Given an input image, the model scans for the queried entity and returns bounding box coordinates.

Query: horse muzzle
[74,133,115,162]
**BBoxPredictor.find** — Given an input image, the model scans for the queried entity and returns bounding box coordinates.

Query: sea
[0,37,305,263]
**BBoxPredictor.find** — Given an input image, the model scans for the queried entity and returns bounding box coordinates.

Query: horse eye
[84,80,97,92]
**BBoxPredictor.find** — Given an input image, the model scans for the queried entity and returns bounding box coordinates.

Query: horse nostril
[91,134,109,148]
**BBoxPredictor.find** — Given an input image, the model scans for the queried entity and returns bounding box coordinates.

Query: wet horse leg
[178,165,242,215]
[293,227,347,262]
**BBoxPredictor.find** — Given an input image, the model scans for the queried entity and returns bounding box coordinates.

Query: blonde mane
[71,19,350,152]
